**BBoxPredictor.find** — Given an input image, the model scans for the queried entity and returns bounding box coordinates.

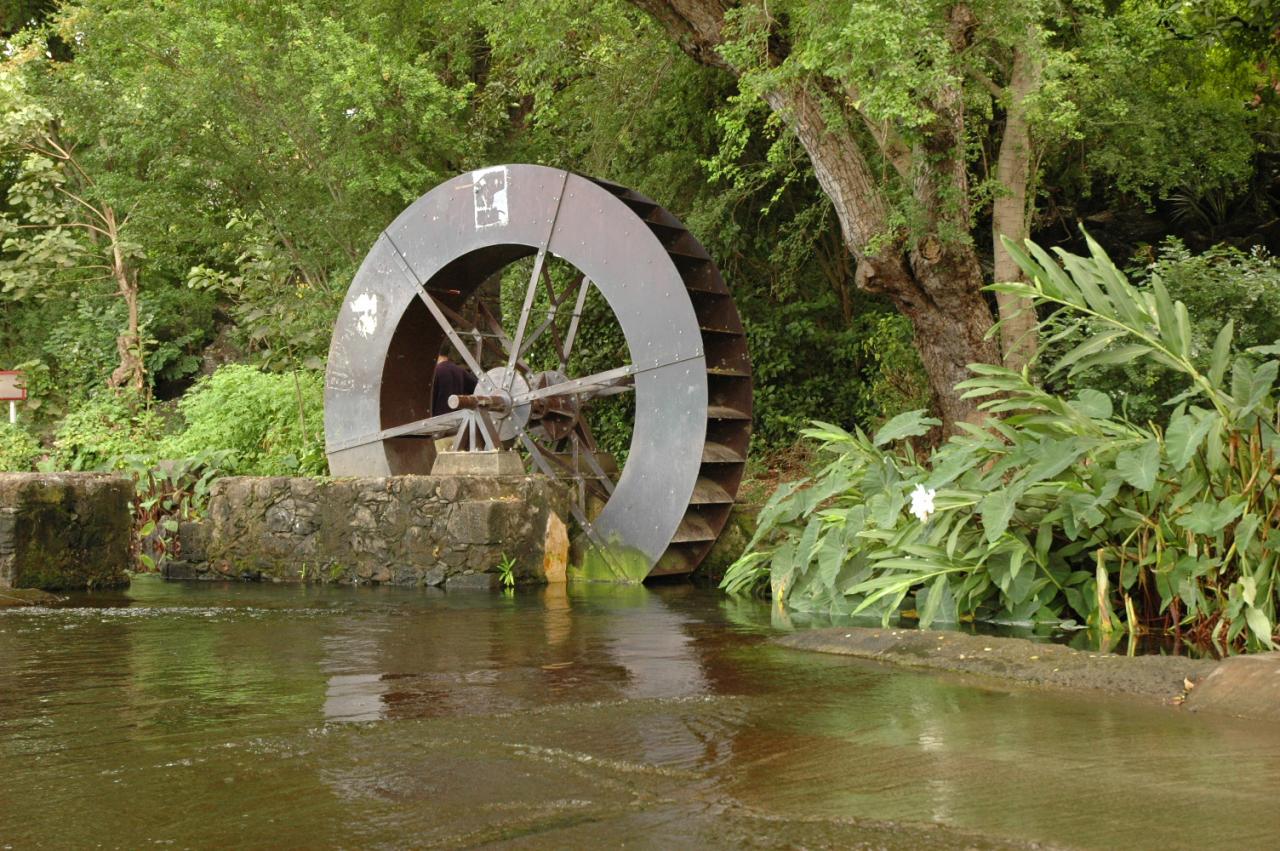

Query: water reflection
[1,577,1278,849]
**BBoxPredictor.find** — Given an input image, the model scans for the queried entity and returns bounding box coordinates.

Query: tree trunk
[105,207,146,395]
[992,42,1040,371]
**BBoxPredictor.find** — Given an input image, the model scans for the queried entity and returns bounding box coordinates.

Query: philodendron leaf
[1176,496,1245,535]
[1163,411,1217,471]
[1115,439,1160,491]
[1245,606,1276,649]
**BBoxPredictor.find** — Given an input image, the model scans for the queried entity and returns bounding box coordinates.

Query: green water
[1,576,1277,849]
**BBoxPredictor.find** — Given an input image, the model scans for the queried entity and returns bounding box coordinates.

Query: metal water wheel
[324,165,751,578]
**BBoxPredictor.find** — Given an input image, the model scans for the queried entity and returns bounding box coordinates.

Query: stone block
[446,571,497,590]
[431,450,524,477]
[161,560,201,580]
[449,500,504,544]
[178,520,209,562]
[0,473,132,591]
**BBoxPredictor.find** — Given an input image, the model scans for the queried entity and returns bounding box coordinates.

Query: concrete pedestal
[0,473,132,590]
[431,450,524,477]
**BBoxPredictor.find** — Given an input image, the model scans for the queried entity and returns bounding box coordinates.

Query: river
[1,576,1277,848]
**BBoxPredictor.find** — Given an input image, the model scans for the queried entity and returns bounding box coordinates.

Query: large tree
[627,0,1260,427]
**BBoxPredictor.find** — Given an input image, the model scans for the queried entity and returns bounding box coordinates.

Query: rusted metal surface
[324,165,752,578]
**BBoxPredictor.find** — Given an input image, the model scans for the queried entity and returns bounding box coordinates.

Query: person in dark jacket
[431,352,477,417]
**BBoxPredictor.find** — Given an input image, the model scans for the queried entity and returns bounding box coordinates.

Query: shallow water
[1,577,1277,849]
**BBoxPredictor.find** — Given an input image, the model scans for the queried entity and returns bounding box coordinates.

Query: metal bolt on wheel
[324,165,752,579]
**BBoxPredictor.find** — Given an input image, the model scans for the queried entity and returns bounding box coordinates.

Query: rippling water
[1,576,1276,848]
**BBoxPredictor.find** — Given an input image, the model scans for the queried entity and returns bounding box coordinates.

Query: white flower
[909,483,937,523]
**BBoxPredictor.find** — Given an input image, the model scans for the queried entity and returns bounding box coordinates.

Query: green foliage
[0,423,41,470]
[124,450,232,572]
[496,552,517,589]
[0,0,1272,480]
[746,292,929,447]
[49,389,164,471]
[160,364,326,477]
[1051,240,1280,424]
[727,236,1280,651]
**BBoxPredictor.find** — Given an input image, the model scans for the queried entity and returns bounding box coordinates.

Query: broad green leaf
[1209,320,1233,387]
[1071,389,1113,420]
[1059,252,1113,316]
[1176,496,1245,535]
[1086,233,1148,329]
[1021,437,1086,485]
[1026,241,1081,303]
[979,489,1018,544]
[1245,606,1276,649]
[873,409,940,446]
[1068,344,1153,376]
[1049,328,1127,377]
[1231,359,1253,407]
[1149,275,1179,344]
[1115,439,1160,491]
[1163,411,1217,471]
[919,573,948,629]
[1245,360,1278,413]
[1174,301,1192,360]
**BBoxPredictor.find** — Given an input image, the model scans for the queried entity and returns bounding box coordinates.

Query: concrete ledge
[777,627,1215,702]
[171,474,570,588]
[0,472,132,591]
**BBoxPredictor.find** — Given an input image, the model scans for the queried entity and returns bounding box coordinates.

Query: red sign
[0,371,26,401]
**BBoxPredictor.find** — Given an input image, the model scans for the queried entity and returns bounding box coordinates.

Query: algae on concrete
[0,473,132,591]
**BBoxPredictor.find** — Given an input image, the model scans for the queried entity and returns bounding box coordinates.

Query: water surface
[1,577,1276,848]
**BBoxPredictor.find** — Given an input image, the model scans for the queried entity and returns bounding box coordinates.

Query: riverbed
[2,577,1277,848]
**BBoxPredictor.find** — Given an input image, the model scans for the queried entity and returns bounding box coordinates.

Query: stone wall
[0,473,132,591]
[164,474,571,588]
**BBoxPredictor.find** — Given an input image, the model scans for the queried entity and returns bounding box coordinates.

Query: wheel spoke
[327,410,466,454]
[527,431,612,505]
[505,246,546,385]
[438,300,511,370]
[519,432,605,547]
[574,433,616,497]
[560,275,592,371]
[518,272,585,361]
[511,364,634,405]
[382,232,486,379]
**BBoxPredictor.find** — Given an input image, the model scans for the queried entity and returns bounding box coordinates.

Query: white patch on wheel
[472,166,509,228]
[351,292,378,337]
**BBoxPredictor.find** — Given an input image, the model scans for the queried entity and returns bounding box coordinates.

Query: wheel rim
[324,165,751,579]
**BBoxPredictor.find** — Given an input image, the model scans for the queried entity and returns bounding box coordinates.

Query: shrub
[726,235,1280,651]
[1049,239,1280,424]
[49,390,166,471]
[160,364,326,476]
[0,424,42,471]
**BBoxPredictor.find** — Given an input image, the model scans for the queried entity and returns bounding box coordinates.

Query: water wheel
[324,165,751,579]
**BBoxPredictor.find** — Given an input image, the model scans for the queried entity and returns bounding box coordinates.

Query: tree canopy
[0,0,1274,443]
